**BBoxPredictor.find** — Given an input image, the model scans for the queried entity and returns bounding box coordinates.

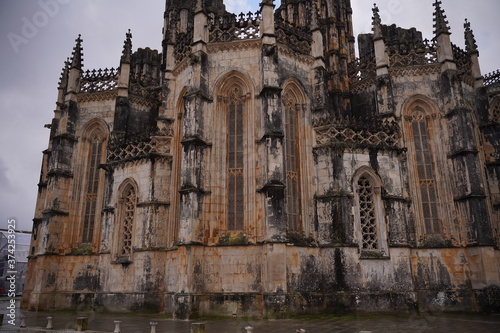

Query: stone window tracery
[117,184,136,258]
[358,176,378,250]
[353,169,388,258]
[283,91,302,231]
[82,134,103,243]
[411,109,440,235]
[227,87,245,230]
[491,97,500,123]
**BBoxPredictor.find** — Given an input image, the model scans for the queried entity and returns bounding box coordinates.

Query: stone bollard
[191,322,205,333]
[150,321,158,333]
[245,326,254,333]
[20,315,27,328]
[114,320,121,333]
[46,316,53,330]
[76,317,88,331]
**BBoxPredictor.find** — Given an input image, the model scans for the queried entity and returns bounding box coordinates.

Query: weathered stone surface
[23,0,500,318]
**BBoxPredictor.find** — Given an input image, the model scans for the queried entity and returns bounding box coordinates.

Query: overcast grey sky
[0,0,499,232]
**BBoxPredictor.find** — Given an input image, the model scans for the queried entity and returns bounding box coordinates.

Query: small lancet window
[354,169,389,258]
[118,185,136,258]
[357,176,379,250]
[491,97,500,123]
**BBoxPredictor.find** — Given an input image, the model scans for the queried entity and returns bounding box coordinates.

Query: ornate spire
[70,34,83,69]
[121,29,133,64]
[58,58,70,89]
[433,0,450,36]
[372,3,383,39]
[464,19,478,54]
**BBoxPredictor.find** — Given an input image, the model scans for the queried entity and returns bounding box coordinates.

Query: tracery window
[283,91,302,231]
[227,87,245,230]
[491,97,500,123]
[82,136,103,243]
[411,110,440,235]
[80,120,108,246]
[353,169,388,257]
[117,184,136,258]
[357,176,378,250]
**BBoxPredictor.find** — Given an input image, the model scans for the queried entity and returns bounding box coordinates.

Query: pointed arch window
[491,97,500,123]
[283,90,302,231]
[117,183,136,259]
[80,121,108,246]
[82,135,104,243]
[411,109,440,235]
[227,87,245,230]
[354,169,389,258]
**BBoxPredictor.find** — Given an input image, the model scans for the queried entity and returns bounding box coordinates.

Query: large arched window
[116,180,137,260]
[282,81,306,232]
[227,86,245,230]
[353,167,388,257]
[80,120,108,244]
[403,97,444,241]
[214,71,254,233]
[411,108,440,235]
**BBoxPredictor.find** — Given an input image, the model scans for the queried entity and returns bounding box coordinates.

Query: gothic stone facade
[22,0,500,318]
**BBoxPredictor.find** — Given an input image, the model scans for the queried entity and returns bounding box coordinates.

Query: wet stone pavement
[1,300,499,333]
[1,311,500,333]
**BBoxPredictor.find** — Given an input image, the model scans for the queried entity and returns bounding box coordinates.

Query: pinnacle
[433,0,451,36]
[121,29,133,64]
[70,34,84,70]
[58,58,70,88]
[464,19,478,54]
[372,3,383,39]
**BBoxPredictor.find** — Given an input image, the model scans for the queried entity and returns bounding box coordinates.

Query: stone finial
[433,0,451,36]
[372,3,383,39]
[70,34,84,69]
[121,29,133,64]
[464,19,478,54]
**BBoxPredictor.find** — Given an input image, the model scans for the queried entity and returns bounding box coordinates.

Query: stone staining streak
[22,0,500,318]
